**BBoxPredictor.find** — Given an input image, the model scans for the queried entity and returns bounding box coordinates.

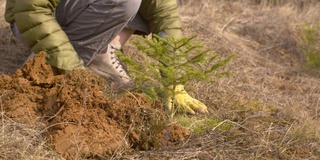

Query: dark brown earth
[0,51,189,159]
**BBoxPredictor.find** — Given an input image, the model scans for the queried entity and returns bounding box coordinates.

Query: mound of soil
[0,51,190,159]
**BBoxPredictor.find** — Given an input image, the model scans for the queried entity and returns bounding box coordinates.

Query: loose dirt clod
[0,51,189,159]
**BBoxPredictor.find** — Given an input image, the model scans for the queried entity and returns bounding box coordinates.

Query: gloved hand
[165,84,209,115]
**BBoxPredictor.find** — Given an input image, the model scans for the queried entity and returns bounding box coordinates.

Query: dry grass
[131,0,320,159]
[1,0,320,159]
[0,114,63,159]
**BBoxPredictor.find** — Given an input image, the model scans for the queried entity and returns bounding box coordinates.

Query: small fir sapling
[118,35,235,111]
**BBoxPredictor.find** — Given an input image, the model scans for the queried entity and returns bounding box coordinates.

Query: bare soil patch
[0,51,189,159]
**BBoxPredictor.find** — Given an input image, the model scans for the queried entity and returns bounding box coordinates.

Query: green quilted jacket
[4,0,183,72]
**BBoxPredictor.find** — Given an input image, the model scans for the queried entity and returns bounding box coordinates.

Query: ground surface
[0,52,189,159]
[1,0,320,160]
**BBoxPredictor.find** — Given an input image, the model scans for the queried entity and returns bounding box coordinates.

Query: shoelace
[110,45,128,73]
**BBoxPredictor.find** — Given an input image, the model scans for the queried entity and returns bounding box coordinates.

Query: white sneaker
[88,43,133,90]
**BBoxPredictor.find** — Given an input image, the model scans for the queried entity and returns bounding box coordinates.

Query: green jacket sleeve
[4,0,15,23]
[139,0,183,39]
[12,0,84,73]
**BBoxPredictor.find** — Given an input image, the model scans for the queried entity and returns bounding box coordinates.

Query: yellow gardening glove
[166,84,209,115]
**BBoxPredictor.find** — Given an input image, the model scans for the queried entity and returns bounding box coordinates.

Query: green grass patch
[301,24,320,67]
[171,115,234,134]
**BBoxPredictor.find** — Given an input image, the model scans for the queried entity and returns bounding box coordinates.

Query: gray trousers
[56,0,150,65]
[12,0,150,65]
